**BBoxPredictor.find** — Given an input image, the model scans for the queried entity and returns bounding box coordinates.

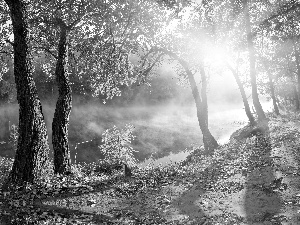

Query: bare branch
[32,46,58,59]
[5,39,13,46]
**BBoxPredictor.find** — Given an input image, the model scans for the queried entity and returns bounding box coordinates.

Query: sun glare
[202,42,235,70]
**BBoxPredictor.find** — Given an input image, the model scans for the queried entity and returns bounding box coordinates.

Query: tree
[144,47,219,152]
[195,0,300,117]
[133,2,221,152]
[192,1,256,125]
[226,62,256,124]
[29,0,126,174]
[293,39,300,110]
[28,0,170,173]
[256,0,300,111]
[260,59,280,115]
[245,2,266,121]
[29,1,88,174]
[2,0,50,187]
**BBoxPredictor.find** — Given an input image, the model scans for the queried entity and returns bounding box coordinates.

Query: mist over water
[0,96,273,166]
[0,66,274,164]
[141,100,273,167]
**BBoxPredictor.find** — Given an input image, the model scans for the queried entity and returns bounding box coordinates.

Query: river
[0,101,273,167]
[140,101,273,167]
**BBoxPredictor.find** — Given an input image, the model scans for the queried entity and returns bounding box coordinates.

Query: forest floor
[1,112,300,224]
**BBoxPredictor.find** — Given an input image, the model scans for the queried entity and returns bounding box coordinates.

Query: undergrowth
[0,113,300,224]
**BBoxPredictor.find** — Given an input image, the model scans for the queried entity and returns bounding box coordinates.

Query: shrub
[98,124,138,168]
[0,157,13,186]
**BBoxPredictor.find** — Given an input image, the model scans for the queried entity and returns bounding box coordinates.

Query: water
[139,100,274,167]
[0,101,274,167]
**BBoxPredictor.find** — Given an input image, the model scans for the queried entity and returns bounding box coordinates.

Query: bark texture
[52,21,72,174]
[263,63,280,115]
[226,63,256,125]
[293,85,299,110]
[293,39,300,110]
[4,0,50,186]
[268,75,280,115]
[245,5,266,122]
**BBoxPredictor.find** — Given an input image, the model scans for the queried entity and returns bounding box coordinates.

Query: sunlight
[204,44,231,66]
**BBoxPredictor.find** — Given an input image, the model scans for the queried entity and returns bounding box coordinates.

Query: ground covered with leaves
[1,112,300,224]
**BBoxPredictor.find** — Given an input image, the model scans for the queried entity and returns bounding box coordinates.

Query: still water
[140,101,273,167]
[0,101,273,167]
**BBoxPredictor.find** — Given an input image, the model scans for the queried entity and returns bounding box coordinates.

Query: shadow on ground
[243,124,282,223]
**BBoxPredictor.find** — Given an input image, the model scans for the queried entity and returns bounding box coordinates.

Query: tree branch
[5,39,14,46]
[139,53,164,83]
[32,46,58,59]
[253,2,300,36]
[151,47,189,70]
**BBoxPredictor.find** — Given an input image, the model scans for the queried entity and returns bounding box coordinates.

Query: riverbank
[1,111,299,224]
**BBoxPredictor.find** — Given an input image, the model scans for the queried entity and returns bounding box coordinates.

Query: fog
[0,69,274,165]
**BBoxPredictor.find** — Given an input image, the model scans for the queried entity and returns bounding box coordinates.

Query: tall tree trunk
[293,39,300,110]
[199,65,219,151]
[262,63,280,115]
[293,85,299,110]
[52,21,72,174]
[189,67,218,152]
[245,4,266,122]
[153,48,218,152]
[226,63,256,125]
[200,65,208,127]
[268,75,280,115]
[4,0,50,186]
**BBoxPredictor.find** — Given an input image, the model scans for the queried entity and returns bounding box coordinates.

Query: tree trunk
[265,67,280,115]
[293,39,300,110]
[268,76,280,115]
[245,4,266,122]
[199,65,219,151]
[226,62,256,125]
[200,66,208,126]
[52,21,72,174]
[153,48,218,152]
[4,0,50,186]
[190,69,218,152]
[293,85,299,110]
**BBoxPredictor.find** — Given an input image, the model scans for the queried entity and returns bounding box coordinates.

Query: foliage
[8,123,18,151]
[99,124,138,167]
[22,0,173,104]
[0,2,11,82]
[0,156,13,185]
[0,114,300,224]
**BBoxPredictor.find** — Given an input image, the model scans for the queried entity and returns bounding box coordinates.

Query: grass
[1,112,300,224]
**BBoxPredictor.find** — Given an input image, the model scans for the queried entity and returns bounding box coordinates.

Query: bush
[0,157,13,186]
[98,124,138,168]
